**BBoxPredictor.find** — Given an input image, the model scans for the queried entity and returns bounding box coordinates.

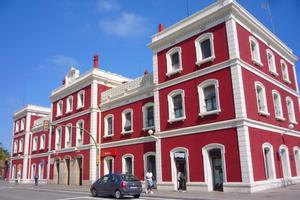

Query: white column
[22,113,31,181]
[155,139,163,184]
[47,103,53,181]
[226,17,240,60]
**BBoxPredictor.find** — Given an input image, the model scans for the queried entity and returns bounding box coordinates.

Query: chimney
[158,23,165,32]
[93,53,99,68]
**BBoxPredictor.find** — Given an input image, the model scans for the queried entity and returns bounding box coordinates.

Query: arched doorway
[54,159,60,184]
[104,156,114,175]
[279,145,291,178]
[65,158,70,185]
[11,165,16,179]
[294,147,300,176]
[31,164,36,179]
[170,148,189,191]
[144,152,156,188]
[77,157,83,186]
[122,154,134,175]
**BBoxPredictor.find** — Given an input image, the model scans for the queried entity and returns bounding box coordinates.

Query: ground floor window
[279,145,291,178]
[262,143,276,180]
[122,154,134,175]
[104,156,114,175]
[294,147,300,176]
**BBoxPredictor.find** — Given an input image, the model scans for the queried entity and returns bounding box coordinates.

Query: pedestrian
[145,169,154,194]
[34,175,39,186]
[16,172,21,185]
[177,171,186,192]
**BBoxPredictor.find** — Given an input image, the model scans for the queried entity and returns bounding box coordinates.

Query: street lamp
[148,129,159,140]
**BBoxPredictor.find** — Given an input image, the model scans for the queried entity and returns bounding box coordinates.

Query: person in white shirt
[145,170,154,194]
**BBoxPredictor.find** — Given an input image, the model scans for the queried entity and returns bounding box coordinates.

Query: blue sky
[0,0,299,151]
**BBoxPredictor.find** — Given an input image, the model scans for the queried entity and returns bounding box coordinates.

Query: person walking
[145,170,154,194]
[177,171,186,192]
[34,175,39,186]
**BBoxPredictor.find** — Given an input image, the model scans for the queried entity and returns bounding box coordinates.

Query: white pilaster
[47,103,53,181]
[226,17,240,60]
[22,113,31,180]
[155,138,163,183]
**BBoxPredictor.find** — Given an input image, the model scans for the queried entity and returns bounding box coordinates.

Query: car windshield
[121,174,139,181]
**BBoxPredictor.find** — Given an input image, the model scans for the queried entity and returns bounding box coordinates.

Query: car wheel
[115,189,122,199]
[91,188,97,197]
[133,194,140,198]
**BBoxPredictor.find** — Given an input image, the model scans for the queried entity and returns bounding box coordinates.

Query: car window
[99,175,109,184]
[121,174,139,181]
[108,175,117,183]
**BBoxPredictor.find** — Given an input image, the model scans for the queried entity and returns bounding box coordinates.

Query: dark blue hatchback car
[90,173,142,199]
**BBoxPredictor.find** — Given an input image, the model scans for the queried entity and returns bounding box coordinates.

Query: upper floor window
[249,36,262,67]
[13,140,18,153]
[143,103,154,129]
[104,115,114,137]
[195,33,215,66]
[122,109,133,134]
[66,96,73,113]
[166,47,182,76]
[168,90,186,123]
[65,124,72,148]
[20,118,25,131]
[57,100,63,116]
[77,90,85,109]
[255,82,269,116]
[18,139,24,152]
[32,136,38,151]
[55,127,62,150]
[286,97,296,124]
[272,90,284,121]
[40,134,45,150]
[266,49,277,76]
[76,120,84,146]
[198,79,221,117]
[281,60,291,83]
[15,121,20,133]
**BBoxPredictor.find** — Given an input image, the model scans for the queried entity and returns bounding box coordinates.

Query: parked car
[90,173,142,199]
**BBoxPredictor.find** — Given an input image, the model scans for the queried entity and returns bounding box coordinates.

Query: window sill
[166,68,182,77]
[269,71,278,77]
[56,114,62,118]
[142,126,155,131]
[121,130,133,135]
[65,110,73,114]
[76,106,84,110]
[195,56,215,66]
[252,59,263,67]
[258,111,270,116]
[168,116,186,123]
[283,79,291,84]
[39,147,45,150]
[103,134,114,138]
[275,116,285,121]
[199,109,221,117]
[289,121,298,125]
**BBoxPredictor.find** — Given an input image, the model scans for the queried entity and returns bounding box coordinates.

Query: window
[55,127,62,150]
[76,120,84,146]
[255,82,269,115]
[167,90,186,122]
[272,90,284,120]
[40,134,45,150]
[198,79,221,116]
[57,100,63,116]
[279,145,291,178]
[65,124,72,148]
[31,164,36,179]
[266,49,277,76]
[104,115,114,137]
[13,140,18,153]
[281,60,290,83]
[66,96,73,113]
[77,90,85,109]
[249,36,262,66]
[166,47,182,76]
[122,154,134,175]
[104,156,114,175]
[294,147,300,176]
[286,97,296,124]
[39,160,44,179]
[15,121,20,133]
[122,109,133,133]
[195,33,215,65]
[262,143,276,180]
[20,118,25,131]
[143,103,154,129]
[18,139,24,152]
[32,136,38,151]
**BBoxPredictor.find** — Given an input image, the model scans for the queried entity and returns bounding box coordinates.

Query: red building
[10,0,300,192]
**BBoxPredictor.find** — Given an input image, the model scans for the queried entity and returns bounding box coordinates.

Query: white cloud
[50,55,80,68]
[97,0,120,12]
[99,12,149,37]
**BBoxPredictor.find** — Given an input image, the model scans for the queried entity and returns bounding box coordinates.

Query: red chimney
[158,23,165,32]
[93,53,99,68]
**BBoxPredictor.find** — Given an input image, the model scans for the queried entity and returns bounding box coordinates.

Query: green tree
[0,142,10,162]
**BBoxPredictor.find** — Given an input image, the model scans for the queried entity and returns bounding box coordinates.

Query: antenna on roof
[261,0,276,34]
[186,0,190,17]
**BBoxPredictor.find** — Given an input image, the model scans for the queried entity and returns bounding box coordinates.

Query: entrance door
[66,159,70,185]
[146,155,156,188]
[56,161,60,184]
[174,151,187,190]
[209,149,223,191]
[77,158,83,186]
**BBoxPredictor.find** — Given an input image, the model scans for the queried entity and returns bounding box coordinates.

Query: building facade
[10,0,300,192]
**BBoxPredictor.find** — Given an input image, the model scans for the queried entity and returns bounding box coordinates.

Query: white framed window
[294,147,300,176]
[281,60,291,84]
[279,145,291,178]
[20,118,25,131]
[39,160,44,179]
[65,124,72,148]
[55,127,62,150]
[266,49,277,76]
[13,140,18,153]
[166,47,182,76]
[262,143,276,180]
[167,89,186,123]
[272,90,284,121]
[142,103,154,130]
[76,120,84,146]
[15,121,20,133]
[32,136,38,151]
[104,156,114,175]
[77,90,85,109]
[122,109,133,134]
[40,134,45,150]
[198,79,221,117]
[66,96,73,113]
[104,114,114,137]
[122,154,134,175]
[18,138,23,152]
[286,97,297,124]
[249,36,262,67]
[56,100,63,117]
[255,82,269,116]
[195,33,215,66]
[31,163,36,179]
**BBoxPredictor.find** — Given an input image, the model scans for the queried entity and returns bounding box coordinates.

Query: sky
[0,0,300,151]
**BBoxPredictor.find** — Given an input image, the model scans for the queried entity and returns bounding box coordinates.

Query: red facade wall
[160,128,242,182]
[12,135,25,157]
[237,23,297,90]
[31,129,49,155]
[159,68,235,132]
[157,23,229,84]
[249,127,300,181]
[242,68,300,130]
[30,157,48,179]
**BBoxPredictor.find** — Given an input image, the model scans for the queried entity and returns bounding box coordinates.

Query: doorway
[55,160,60,184]
[174,151,187,191]
[77,157,83,186]
[65,159,70,185]
[104,157,114,175]
[145,154,156,188]
[209,149,223,191]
